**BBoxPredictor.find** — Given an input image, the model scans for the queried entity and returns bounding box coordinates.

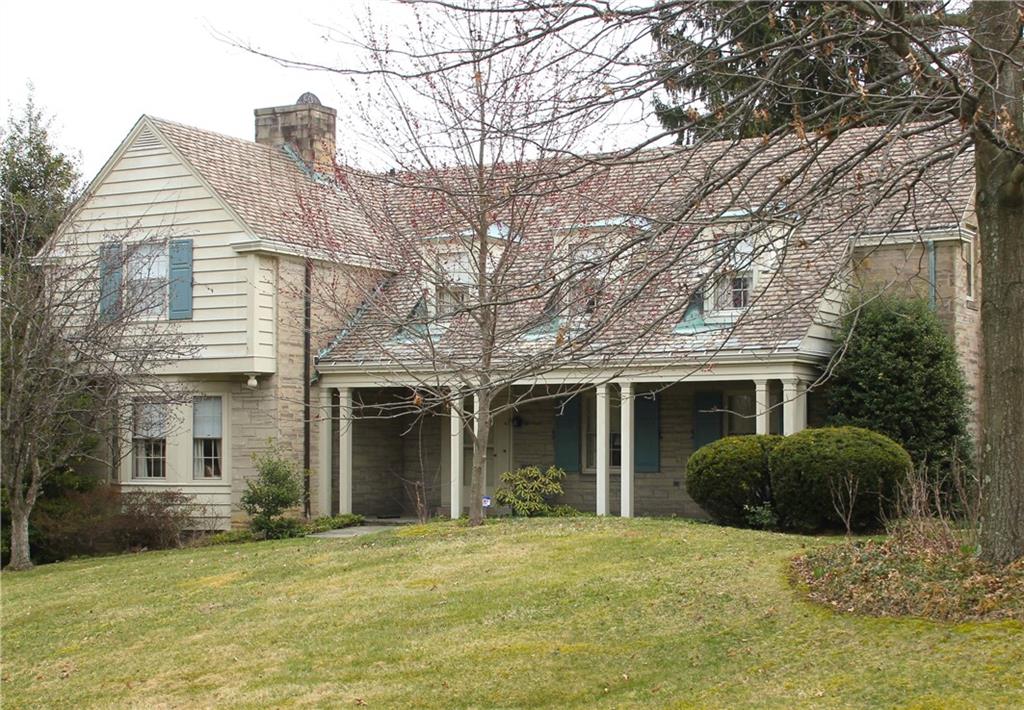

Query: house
[52,94,979,526]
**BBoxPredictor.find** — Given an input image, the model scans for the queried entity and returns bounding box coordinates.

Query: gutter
[927,240,938,309]
[302,260,312,518]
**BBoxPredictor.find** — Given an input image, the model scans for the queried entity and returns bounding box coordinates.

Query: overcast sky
[1,0,662,181]
[0,1,408,178]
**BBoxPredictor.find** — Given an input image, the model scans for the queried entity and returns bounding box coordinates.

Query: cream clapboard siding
[64,121,273,372]
[119,382,236,529]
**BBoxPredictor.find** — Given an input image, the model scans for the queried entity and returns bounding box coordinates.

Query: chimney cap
[296,92,322,106]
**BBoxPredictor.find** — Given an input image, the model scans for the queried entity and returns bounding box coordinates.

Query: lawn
[3,518,1022,709]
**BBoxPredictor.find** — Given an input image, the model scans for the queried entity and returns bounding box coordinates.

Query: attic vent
[134,126,161,150]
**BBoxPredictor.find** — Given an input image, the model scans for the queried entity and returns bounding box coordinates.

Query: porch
[317,364,821,520]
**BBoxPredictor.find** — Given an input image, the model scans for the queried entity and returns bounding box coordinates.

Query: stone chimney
[254,92,337,172]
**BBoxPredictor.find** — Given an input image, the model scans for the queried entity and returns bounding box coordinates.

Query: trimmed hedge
[686,435,783,527]
[769,426,910,532]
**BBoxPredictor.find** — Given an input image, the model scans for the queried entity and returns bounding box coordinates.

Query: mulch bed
[792,537,1024,623]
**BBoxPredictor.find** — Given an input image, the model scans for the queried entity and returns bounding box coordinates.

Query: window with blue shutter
[553,396,581,473]
[693,391,723,451]
[168,239,193,320]
[99,243,123,320]
[635,392,660,472]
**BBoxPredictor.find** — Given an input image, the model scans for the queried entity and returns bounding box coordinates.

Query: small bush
[685,435,782,527]
[494,466,566,517]
[305,514,364,534]
[241,444,304,539]
[30,487,199,560]
[543,504,587,518]
[743,502,778,531]
[770,426,910,532]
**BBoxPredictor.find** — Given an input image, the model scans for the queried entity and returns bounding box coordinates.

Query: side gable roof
[146,117,390,268]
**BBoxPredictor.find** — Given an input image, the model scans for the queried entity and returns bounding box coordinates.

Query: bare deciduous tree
[1,200,196,570]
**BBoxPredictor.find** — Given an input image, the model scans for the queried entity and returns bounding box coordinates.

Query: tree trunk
[6,503,34,571]
[972,1,1024,565]
[468,395,492,526]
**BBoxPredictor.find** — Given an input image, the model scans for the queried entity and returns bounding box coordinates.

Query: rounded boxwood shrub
[686,435,783,527]
[769,426,910,532]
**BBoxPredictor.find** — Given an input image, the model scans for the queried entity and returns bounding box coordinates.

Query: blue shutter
[168,239,193,320]
[99,243,122,320]
[693,391,723,451]
[553,396,581,473]
[635,392,660,473]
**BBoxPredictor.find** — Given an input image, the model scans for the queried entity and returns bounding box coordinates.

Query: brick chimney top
[254,94,336,173]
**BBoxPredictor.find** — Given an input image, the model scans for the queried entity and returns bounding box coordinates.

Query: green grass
[3,518,1022,708]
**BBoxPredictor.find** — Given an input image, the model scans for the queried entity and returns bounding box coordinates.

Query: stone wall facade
[851,237,982,427]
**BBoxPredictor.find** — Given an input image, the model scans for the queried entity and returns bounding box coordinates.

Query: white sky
[0,1,404,179]
[1,0,663,182]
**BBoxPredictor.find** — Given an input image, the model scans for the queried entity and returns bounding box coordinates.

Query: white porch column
[619,382,635,518]
[337,386,353,514]
[754,379,771,436]
[449,394,464,519]
[596,383,611,516]
[317,387,333,517]
[782,377,807,435]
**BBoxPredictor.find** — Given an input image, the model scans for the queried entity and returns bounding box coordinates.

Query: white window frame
[192,396,223,480]
[961,237,976,301]
[581,389,621,473]
[132,400,168,479]
[126,241,169,319]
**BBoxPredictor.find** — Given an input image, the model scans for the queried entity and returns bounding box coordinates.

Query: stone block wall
[509,384,708,519]
[851,238,982,426]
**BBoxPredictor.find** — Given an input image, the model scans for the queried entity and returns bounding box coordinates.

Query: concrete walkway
[308,525,396,539]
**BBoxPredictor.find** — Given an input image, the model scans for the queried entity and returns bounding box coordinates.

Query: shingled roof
[149,117,390,268]
[316,121,974,371]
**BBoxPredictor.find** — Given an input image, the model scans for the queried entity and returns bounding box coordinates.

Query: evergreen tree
[1,86,82,254]
[652,1,943,141]
[827,296,971,473]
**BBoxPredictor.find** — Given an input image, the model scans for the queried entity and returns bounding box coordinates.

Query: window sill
[123,479,230,487]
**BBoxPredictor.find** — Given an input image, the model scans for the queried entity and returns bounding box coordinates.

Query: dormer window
[437,285,468,316]
[714,270,752,310]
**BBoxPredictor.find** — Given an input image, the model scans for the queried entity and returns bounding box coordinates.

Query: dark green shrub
[770,426,911,532]
[241,444,304,539]
[685,435,782,527]
[828,296,971,473]
[494,466,565,517]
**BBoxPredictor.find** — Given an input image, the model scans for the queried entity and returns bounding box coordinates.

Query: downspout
[303,259,312,518]
[926,240,938,309]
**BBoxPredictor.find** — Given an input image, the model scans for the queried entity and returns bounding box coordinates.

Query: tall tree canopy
[1,87,82,253]
[653,1,956,141]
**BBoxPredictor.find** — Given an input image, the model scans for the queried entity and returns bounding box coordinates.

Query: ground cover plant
[4,518,1022,708]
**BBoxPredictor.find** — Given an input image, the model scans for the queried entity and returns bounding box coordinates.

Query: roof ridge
[145,115,273,154]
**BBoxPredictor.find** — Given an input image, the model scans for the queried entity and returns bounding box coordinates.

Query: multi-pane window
[436,285,468,315]
[582,391,621,469]
[127,242,168,317]
[729,272,752,308]
[193,396,222,479]
[132,401,167,478]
